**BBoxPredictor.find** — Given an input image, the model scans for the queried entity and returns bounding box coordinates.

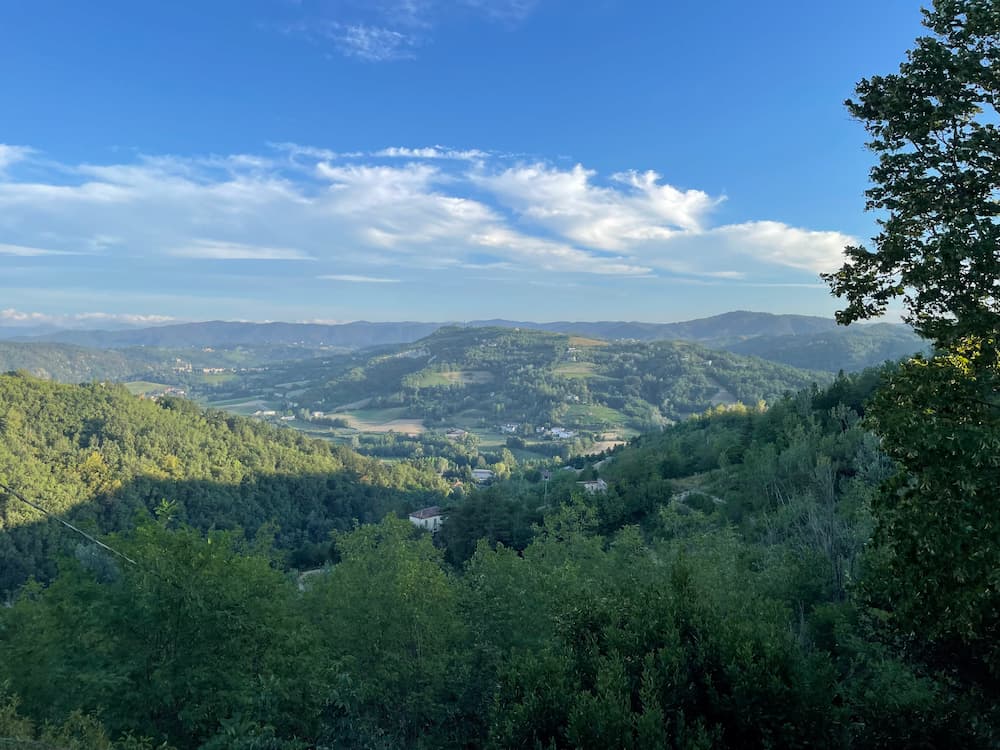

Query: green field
[204,397,279,416]
[196,372,238,385]
[204,394,267,407]
[563,403,626,427]
[339,407,426,434]
[567,336,609,347]
[124,381,172,395]
[407,369,495,387]
[553,362,598,378]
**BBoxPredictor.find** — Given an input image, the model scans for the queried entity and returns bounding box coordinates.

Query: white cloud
[373,146,488,160]
[320,274,401,283]
[0,242,73,256]
[170,240,314,261]
[0,143,855,286]
[0,308,178,328]
[469,227,651,275]
[709,221,853,273]
[0,145,32,173]
[475,163,720,250]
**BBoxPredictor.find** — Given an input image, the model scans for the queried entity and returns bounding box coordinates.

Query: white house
[577,478,608,494]
[408,506,444,533]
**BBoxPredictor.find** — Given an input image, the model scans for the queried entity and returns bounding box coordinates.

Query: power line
[0,480,137,567]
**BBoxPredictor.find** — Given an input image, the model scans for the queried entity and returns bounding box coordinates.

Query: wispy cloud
[278,0,542,62]
[170,240,314,261]
[320,274,401,283]
[0,144,33,174]
[462,0,539,23]
[0,242,75,257]
[333,24,418,61]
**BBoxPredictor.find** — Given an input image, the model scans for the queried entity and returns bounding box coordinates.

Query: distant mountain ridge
[2,312,926,373]
[8,311,839,348]
[13,320,444,349]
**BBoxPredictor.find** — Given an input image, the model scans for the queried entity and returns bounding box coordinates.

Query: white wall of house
[409,514,443,532]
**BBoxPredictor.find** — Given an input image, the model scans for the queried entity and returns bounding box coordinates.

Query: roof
[409,506,443,520]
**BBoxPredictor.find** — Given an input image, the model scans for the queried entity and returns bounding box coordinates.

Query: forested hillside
[14,312,923,374]
[0,367,994,749]
[725,323,928,372]
[298,326,827,430]
[0,342,163,382]
[0,373,447,594]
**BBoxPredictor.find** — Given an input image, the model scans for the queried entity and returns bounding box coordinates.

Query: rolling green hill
[724,323,928,371]
[0,373,447,595]
[292,326,830,432]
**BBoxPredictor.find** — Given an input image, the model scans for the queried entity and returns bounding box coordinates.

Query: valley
[0,312,926,469]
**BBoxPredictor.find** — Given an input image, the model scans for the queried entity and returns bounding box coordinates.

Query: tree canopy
[823,0,1000,347]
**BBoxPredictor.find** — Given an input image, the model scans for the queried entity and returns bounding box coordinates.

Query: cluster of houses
[548,427,577,439]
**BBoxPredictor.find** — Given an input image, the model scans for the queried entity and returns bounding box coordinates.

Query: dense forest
[0,367,995,748]
[0,374,448,595]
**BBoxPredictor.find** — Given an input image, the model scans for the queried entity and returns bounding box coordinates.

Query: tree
[823,0,1000,685]
[822,0,1000,348]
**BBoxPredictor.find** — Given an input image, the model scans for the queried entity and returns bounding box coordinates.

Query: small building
[446,429,468,440]
[551,428,577,439]
[471,468,495,483]
[409,506,444,533]
[577,478,608,494]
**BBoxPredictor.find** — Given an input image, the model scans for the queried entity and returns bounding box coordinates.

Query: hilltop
[256,326,829,440]
[3,311,926,374]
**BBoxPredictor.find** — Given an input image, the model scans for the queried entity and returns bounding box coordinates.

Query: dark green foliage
[1,369,996,747]
[822,0,1000,348]
[863,340,1000,679]
[820,0,1000,719]
[0,373,448,595]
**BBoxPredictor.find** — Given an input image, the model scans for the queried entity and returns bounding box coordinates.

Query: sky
[0,0,928,327]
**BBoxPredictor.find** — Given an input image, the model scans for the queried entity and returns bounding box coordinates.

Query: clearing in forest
[408,369,495,387]
[568,336,609,347]
[339,408,426,434]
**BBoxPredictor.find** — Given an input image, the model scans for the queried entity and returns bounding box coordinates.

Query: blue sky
[0,0,926,326]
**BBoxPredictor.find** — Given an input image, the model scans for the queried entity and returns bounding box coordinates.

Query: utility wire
[0,480,137,566]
